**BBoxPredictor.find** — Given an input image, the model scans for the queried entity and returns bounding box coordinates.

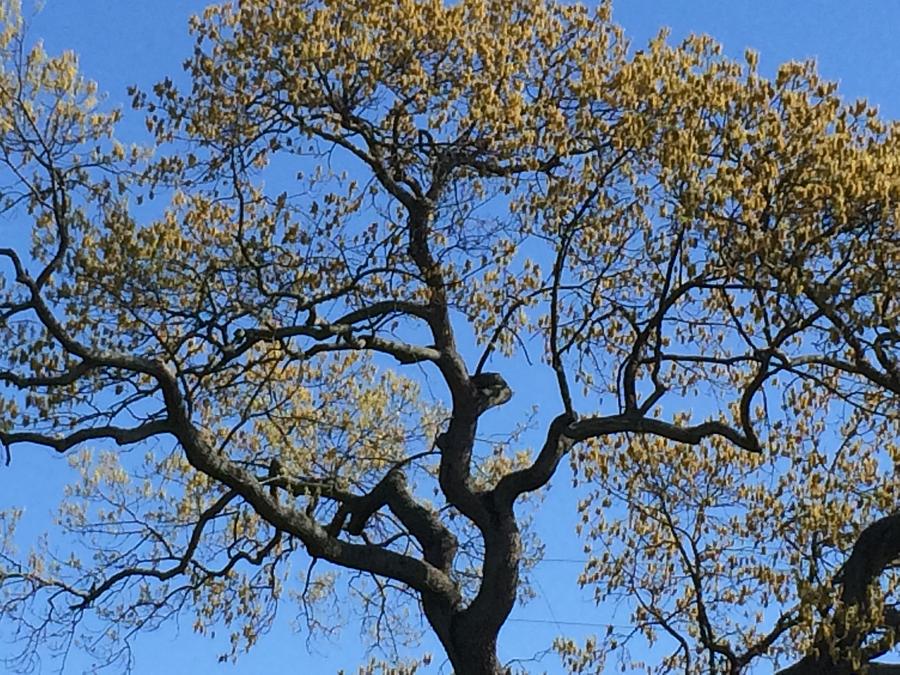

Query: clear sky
[2,2,900,673]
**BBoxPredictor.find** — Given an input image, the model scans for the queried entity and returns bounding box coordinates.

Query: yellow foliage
[0,0,897,672]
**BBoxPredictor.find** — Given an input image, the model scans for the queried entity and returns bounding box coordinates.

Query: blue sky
[2,1,900,673]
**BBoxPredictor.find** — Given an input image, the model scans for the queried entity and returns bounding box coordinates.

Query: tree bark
[777,513,900,675]
[424,607,506,675]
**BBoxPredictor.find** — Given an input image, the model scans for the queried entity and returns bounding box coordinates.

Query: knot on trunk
[470,372,512,415]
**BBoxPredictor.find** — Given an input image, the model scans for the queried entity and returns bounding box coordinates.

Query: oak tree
[0,0,898,673]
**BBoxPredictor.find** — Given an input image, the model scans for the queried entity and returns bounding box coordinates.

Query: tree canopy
[0,0,898,672]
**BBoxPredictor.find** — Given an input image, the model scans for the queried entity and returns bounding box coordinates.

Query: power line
[509,618,613,628]
[532,574,564,632]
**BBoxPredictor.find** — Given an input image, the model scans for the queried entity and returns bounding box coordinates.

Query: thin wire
[509,618,616,628]
[517,557,608,630]
[532,574,563,632]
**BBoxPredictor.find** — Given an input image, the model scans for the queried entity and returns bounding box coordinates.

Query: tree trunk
[445,622,504,675]
[424,596,506,675]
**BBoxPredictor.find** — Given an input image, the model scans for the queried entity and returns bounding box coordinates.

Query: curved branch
[341,469,458,574]
[778,512,900,675]
[0,419,173,455]
[71,489,238,610]
[494,412,576,505]
[567,412,761,453]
